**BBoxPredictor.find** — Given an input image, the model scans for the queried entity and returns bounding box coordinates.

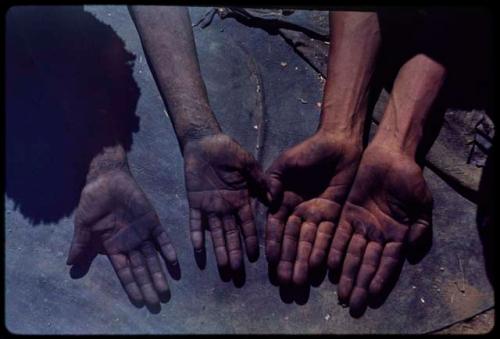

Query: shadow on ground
[6,5,140,226]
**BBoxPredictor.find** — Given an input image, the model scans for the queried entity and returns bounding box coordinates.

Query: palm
[67,169,177,311]
[183,134,268,270]
[265,132,362,285]
[184,136,251,214]
[328,145,433,316]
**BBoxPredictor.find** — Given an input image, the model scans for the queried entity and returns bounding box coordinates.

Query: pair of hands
[265,130,433,316]
[66,134,267,311]
[67,131,432,315]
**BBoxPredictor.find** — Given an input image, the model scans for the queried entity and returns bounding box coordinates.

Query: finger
[141,241,170,298]
[67,220,92,265]
[309,221,335,268]
[265,205,287,265]
[277,215,301,284]
[408,219,431,250]
[68,213,114,267]
[189,208,204,251]
[369,242,404,297]
[265,158,286,205]
[293,221,317,285]
[152,225,178,266]
[408,189,433,250]
[349,242,383,315]
[238,203,258,260]
[244,155,271,203]
[108,253,144,307]
[338,234,367,305]
[222,215,242,271]
[129,250,160,308]
[327,217,353,271]
[208,215,228,267]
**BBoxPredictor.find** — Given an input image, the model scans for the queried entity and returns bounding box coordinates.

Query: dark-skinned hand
[183,133,268,270]
[67,169,178,311]
[328,144,433,317]
[265,131,362,285]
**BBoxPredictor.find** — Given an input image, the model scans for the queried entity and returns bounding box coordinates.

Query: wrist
[180,125,222,152]
[313,128,364,156]
[369,128,420,160]
[317,109,365,146]
[87,144,129,182]
[370,115,423,159]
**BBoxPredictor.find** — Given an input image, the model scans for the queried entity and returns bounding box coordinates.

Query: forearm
[319,11,381,144]
[371,53,446,158]
[129,6,221,150]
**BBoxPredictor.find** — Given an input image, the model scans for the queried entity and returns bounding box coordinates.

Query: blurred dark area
[6,6,141,225]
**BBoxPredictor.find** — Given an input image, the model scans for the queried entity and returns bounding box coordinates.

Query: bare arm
[129,5,268,271]
[371,53,446,157]
[319,11,381,143]
[264,11,381,285]
[329,53,446,316]
[129,6,220,150]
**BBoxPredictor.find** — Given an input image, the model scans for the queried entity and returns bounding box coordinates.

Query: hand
[265,131,362,285]
[67,169,178,311]
[328,143,433,316]
[183,133,268,270]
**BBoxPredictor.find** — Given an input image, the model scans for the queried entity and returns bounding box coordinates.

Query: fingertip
[246,242,259,262]
[349,287,368,318]
[230,257,242,271]
[130,298,145,309]
[292,262,309,286]
[368,280,383,297]
[277,261,293,285]
[158,288,172,303]
[309,250,324,269]
[337,276,352,305]
[327,255,339,271]
[165,247,178,265]
[265,243,280,265]
[215,248,229,268]
[66,246,82,266]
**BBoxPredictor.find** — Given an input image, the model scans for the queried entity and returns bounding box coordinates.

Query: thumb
[244,155,272,204]
[406,184,433,264]
[407,202,433,264]
[66,221,92,266]
[266,173,283,207]
[264,157,287,208]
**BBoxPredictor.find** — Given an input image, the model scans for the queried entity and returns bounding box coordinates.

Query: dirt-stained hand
[265,131,362,285]
[67,169,177,311]
[328,144,433,316]
[183,133,268,270]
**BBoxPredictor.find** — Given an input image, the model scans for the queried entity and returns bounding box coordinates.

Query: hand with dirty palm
[184,133,268,269]
[264,11,380,286]
[328,144,433,316]
[67,146,178,313]
[130,6,269,271]
[327,50,446,316]
[265,131,362,285]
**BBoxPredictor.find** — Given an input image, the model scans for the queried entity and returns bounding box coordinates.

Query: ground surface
[433,308,494,334]
[5,6,494,334]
